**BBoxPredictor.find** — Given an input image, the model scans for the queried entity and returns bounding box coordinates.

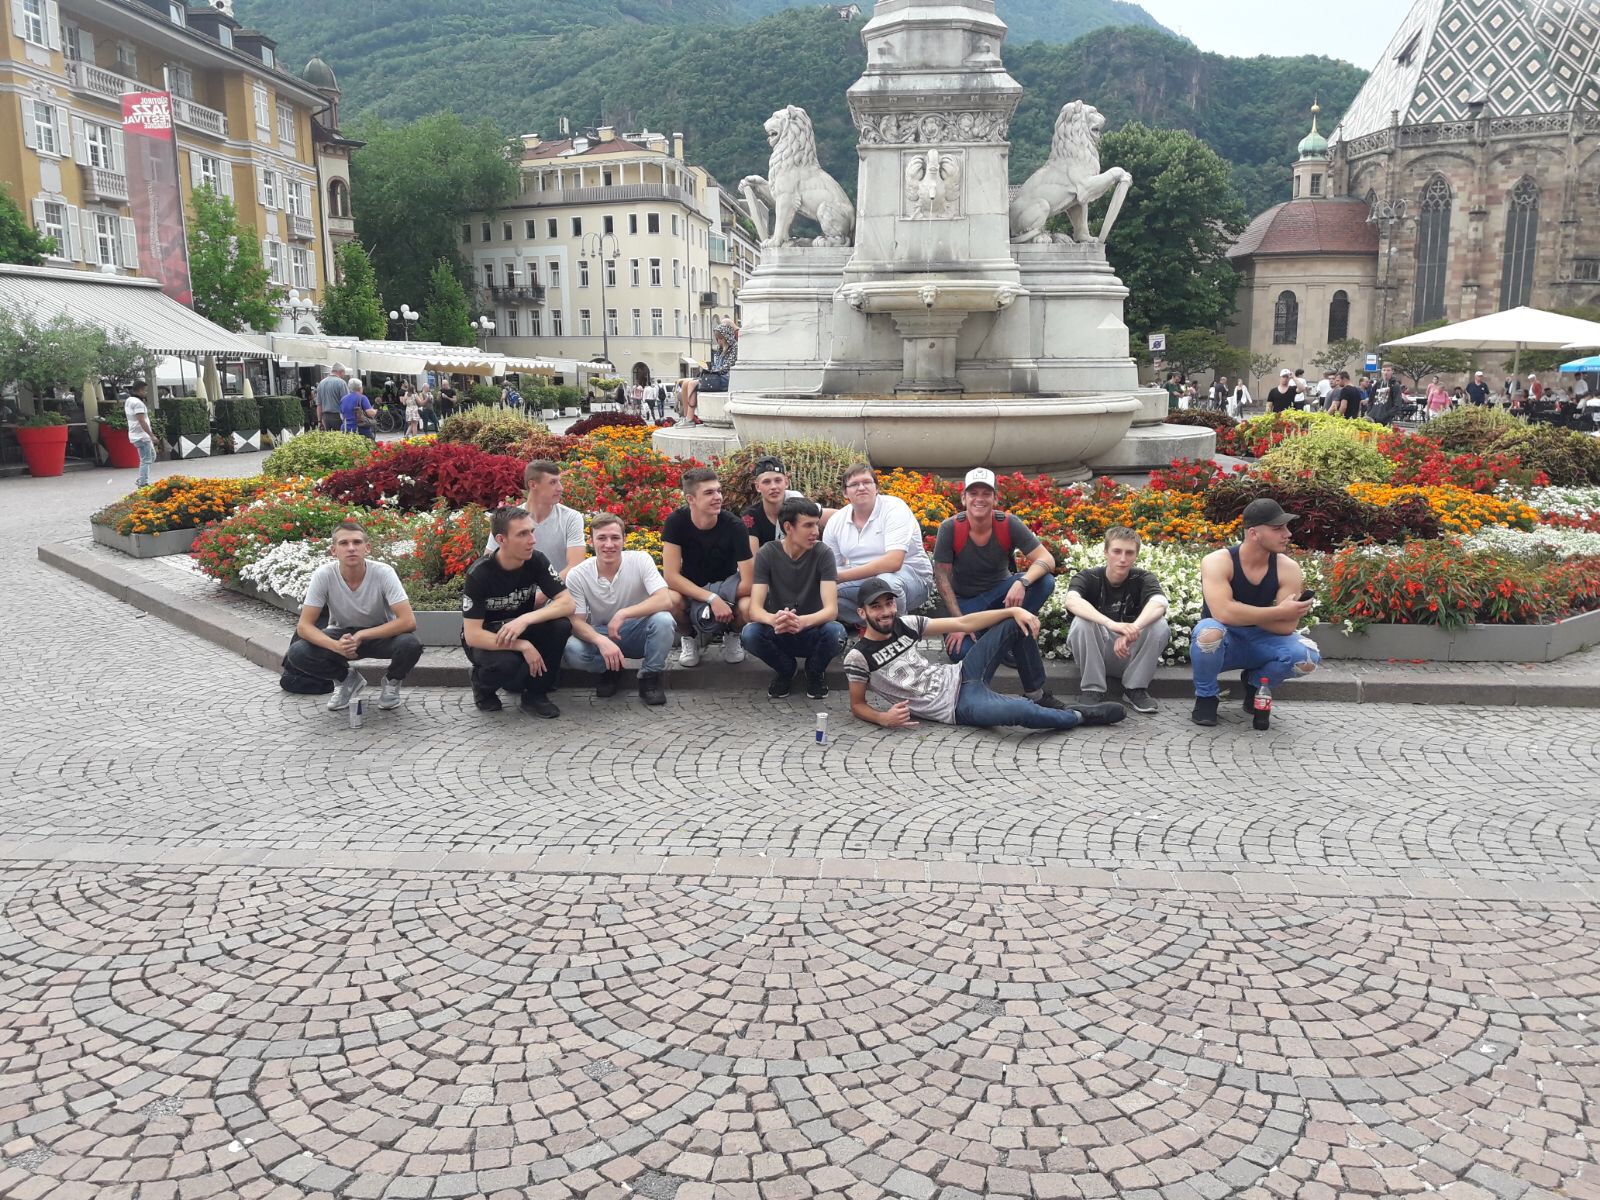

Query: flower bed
[91,475,265,536]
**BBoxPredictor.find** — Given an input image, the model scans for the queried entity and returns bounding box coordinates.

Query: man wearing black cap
[844,577,1123,733]
[741,455,804,552]
[1191,498,1320,730]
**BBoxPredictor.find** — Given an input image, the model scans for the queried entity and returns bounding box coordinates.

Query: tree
[1045,123,1244,342]
[0,310,113,401]
[97,327,155,388]
[1247,352,1281,389]
[417,260,474,347]
[1311,338,1365,376]
[320,241,387,340]
[349,112,519,310]
[187,185,284,332]
[1379,320,1471,389]
[0,184,55,266]
[1163,329,1249,381]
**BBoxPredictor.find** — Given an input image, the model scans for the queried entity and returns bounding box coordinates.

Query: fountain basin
[726,391,1142,481]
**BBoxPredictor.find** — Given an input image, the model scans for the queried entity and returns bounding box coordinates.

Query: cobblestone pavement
[2,463,1598,1199]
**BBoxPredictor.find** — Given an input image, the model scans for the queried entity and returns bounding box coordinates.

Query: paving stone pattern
[1,461,1598,1198]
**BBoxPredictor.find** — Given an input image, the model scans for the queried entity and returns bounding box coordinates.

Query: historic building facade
[1228,0,1600,369]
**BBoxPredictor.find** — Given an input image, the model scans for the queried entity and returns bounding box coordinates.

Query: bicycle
[371,404,402,435]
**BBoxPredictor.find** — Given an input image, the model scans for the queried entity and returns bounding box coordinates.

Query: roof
[523,137,654,161]
[1227,198,1379,260]
[251,333,601,378]
[0,264,270,358]
[302,55,338,90]
[1333,0,1600,145]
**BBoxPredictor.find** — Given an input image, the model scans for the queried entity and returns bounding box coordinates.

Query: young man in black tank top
[1191,498,1320,729]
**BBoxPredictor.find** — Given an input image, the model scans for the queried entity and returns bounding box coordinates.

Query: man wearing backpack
[932,468,1056,662]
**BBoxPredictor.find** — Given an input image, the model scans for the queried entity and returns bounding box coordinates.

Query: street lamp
[388,303,418,340]
[579,231,621,370]
[475,314,496,349]
[285,289,315,331]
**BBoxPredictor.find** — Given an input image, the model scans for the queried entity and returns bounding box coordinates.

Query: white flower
[1460,525,1600,559]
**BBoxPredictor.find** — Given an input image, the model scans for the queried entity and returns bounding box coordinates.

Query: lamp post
[284,289,315,331]
[579,231,620,371]
[388,303,418,340]
[475,314,496,350]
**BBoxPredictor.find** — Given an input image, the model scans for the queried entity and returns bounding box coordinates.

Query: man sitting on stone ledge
[743,497,846,699]
[742,455,805,552]
[285,521,422,714]
[1064,526,1170,714]
[846,577,1121,733]
[562,513,677,707]
[663,467,754,667]
[824,461,933,627]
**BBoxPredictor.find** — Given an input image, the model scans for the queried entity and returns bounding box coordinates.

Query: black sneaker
[1240,671,1258,713]
[637,672,667,707]
[596,669,621,698]
[473,686,502,712]
[1034,691,1068,710]
[520,693,560,719]
[1122,687,1158,714]
[1076,690,1106,707]
[1191,695,1219,726]
[1069,701,1125,726]
[768,673,794,698]
[805,672,829,700]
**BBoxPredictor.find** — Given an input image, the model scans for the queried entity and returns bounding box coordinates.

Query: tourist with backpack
[931,468,1056,662]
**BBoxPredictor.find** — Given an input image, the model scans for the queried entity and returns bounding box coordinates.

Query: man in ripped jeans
[1191,498,1320,730]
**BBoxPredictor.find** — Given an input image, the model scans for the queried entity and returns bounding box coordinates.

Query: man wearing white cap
[932,468,1056,662]
[1466,371,1491,407]
[1266,369,1296,414]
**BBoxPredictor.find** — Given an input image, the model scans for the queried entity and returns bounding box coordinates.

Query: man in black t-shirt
[741,455,805,551]
[461,505,575,717]
[1333,370,1367,420]
[663,466,755,666]
[1062,526,1170,713]
[1466,371,1491,407]
[1266,368,1296,414]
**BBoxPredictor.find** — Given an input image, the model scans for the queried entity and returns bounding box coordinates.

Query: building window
[1327,290,1350,342]
[168,66,195,100]
[1309,173,1322,197]
[1413,174,1451,324]
[602,170,613,186]
[1293,175,1301,199]
[252,87,271,140]
[328,180,350,218]
[631,308,642,336]
[672,259,680,287]
[551,309,563,336]
[546,218,557,238]
[37,201,66,257]
[83,122,118,171]
[579,309,592,336]
[286,181,310,219]
[604,260,616,288]
[603,215,614,234]
[578,259,590,288]
[650,308,663,336]
[506,310,519,337]
[548,261,560,288]
[62,23,84,60]
[674,309,682,336]
[1272,291,1299,344]
[484,263,495,287]
[291,247,311,290]
[629,259,641,287]
[528,311,541,337]
[31,101,58,155]
[462,223,472,243]
[647,213,660,234]
[93,212,120,266]
[1574,259,1600,282]
[606,308,618,336]
[259,168,279,210]
[481,221,491,242]
[527,262,538,283]
[671,214,679,236]
[628,214,638,235]
[168,1,184,25]
[649,258,662,286]
[571,217,582,236]
[501,221,512,241]
[19,0,46,46]
[114,40,137,75]
[276,102,296,148]
[525,219,536,239]
[1499,177,1539,310]
[504,262,518,286]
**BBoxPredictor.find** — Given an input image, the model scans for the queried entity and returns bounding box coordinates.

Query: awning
[0,262,270,358]
[249,332,602,379]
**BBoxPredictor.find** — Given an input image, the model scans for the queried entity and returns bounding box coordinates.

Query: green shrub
[437,404,546,455]
[263,430,374,479]
[159,397,210,440]
[466,382,502,408]
[1258,423,1395,485]
[97,404,129,431]
[1426,405,1520,454]
[529,384,584,411]
[212,396,260,439]
[1486,423,1600,486]
[20,410,71,427]
[256,395,304,432]
[718,439,861,511]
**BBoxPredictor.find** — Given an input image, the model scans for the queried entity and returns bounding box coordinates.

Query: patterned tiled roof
[1332,0,1600,145]
[1227,198,1379,260]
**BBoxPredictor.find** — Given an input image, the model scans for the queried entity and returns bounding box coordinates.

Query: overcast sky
[1134,0,1405,61]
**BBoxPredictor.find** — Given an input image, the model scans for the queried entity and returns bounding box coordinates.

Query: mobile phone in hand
[1297,589,1316,602]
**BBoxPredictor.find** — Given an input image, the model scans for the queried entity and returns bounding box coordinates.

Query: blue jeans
[1190,619,1322,698]
[562,612,677,675]
[134,436,155,487]
[948,572,1056,662]
[953,618,1079,730]
[740,620,846,678]
[837,568,931,625]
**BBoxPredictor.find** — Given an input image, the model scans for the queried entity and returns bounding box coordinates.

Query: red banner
[121,91,193,307]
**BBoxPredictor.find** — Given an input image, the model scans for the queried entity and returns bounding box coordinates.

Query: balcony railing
[81,165,128,203]
[487,284,546,305]
[519,181,703,214]
[173,95,227,138]
[288,214,315,241]
[65,59,141,101]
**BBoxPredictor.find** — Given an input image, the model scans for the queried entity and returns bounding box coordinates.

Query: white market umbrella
[241,376,255,399]
[1382,306,1600,377]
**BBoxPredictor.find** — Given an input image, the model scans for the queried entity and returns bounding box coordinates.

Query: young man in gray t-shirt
[285,521,423,712]
[741,497,845,700]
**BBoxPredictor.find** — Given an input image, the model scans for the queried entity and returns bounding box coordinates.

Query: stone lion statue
[738,105,855,248]
[1008,100,1132,244]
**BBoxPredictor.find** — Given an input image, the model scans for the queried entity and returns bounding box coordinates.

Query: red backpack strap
[951,512,1012,557]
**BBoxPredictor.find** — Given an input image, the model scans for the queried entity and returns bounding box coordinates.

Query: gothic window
[1273,291,1299,344]
[1499,177,1539,310]
[1328,290,1350,342]
[1413,174,1451,323]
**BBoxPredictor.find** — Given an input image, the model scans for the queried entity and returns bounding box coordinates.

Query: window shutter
[45,0,60,49]
[189,151,202,189]
[110,128,124,171]
[20,98,36,149]
[31,197,46,238]
[119,215,137,269]
[78,27,92,62]
[52,107,65,157]
[71,116,87,165]
[11,1,26,40]
[306,248,316,289]
[219,163,234,200]
[79,209,95,262]
[64,204,80,260]
[255,165,267,207]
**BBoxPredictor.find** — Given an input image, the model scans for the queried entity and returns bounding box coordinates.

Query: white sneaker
[679,635,701,667]
[327,670,366,711]
[376,678,403,710]
[721,633,746,664]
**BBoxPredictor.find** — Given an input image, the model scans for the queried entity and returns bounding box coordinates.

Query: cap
[1242,497,1298,529]
[127,379,147,394]
[856,577,898,606]
[1279,368,1292,377]
[1528,373,1538,379]
[752,455,786,477]
[964,467,997,490]
[1474,370,1485,377]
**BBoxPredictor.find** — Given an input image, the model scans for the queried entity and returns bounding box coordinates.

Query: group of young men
[284,457,1323,734]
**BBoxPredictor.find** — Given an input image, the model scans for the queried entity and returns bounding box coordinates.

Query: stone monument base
[1087,422,1218,473]
[651,421,743,465]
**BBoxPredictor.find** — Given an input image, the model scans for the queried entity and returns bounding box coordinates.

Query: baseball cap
[753,455,786,476]
[964,467,997,490]
[1528,373,1538,379]
[1279,368,1292,377]
[1242,497,1298,529]
[857,577,898,606]
[1474,370,1485,377]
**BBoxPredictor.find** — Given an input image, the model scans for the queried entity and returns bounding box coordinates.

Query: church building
[1227,0,1600,370]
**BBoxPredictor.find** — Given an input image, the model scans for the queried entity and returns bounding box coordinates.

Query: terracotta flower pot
[97,422,144,469]
[15,424,69,477]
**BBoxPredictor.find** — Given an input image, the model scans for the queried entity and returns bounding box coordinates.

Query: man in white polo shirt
[562,513,678,706]
[823,461,933,626]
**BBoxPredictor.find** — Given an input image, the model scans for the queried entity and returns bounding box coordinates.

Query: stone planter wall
[91,524,200,559]
[227,578,463,646]
[1309,609,1600,662]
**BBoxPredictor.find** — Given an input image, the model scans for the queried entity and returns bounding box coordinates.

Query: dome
[302,56,338,90]
[1297,102,1327,159]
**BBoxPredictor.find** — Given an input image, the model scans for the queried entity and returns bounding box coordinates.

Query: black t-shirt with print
[1067,566,1164,623]
[462,550,565,633]
[662,507,753,586]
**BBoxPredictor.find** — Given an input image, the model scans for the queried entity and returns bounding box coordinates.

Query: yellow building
[1,0,340,324]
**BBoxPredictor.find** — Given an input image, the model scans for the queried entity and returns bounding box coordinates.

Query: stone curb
[1,839,1595,903]
[40,540,1600,707]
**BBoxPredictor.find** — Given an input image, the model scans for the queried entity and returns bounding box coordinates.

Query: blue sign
[1364,353,1379,371]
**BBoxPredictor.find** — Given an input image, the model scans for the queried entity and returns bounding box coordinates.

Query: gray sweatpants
[1068,617,1170,691]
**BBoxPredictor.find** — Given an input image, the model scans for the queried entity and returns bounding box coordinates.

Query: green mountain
[732,0,1171,43]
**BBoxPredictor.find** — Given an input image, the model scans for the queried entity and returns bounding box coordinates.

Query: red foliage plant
[1378,432,1544,493]
[317,441,526,511]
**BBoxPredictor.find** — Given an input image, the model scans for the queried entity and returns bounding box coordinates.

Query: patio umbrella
[1559,355,1600,373]
[241,375,255,399]
[1381,306,1600,377]
[203,356,224,402]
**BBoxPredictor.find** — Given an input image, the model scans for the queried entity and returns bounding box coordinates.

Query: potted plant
[161,396,212,459]
[15,410,71,476]
[257,396,304,448]
[213,396,262,453]
[96,405,145,469]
